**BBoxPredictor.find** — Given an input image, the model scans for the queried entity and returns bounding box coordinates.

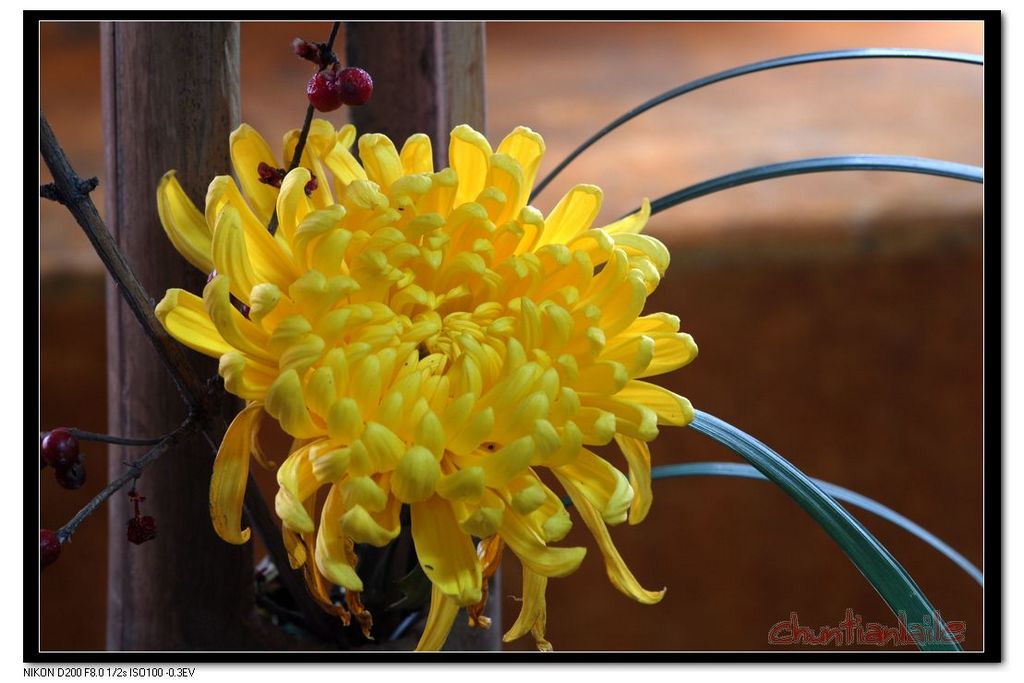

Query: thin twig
[268,20,342,236]
[39,428,167,447]
[39,113,218,419]
[57,417,198,544]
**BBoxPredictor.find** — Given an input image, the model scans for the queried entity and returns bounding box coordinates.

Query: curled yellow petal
[555,472,665,604]
[537,184,603,248]
[359,133,404,190]
[499,506,586,578]
[503,566,551,650]
[157,171,213,272]
[275,167,314,243]
[600,197,650,235]
[265,369,322,439]
[496,126,545,212]
[211,205,261,305]
[155,288,230,358]
[392,446,441,503]
[315,484,364,591]
[614,435,653,525]
[209,403,262,544]
[416,584,460,651]
[400,133,434,175]
[555,449,632,525]
[614,380,695,426]
[411,495,483,605]
[449,124,493,207]
[230,123,280,224]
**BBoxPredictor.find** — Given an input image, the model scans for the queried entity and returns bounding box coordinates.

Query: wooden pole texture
[346,21,500,651]
[100,22,263,650]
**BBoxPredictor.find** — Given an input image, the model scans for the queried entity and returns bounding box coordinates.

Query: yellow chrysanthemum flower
[154,119,697,651]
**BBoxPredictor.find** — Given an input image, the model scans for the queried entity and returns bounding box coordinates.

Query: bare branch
[39,112,218,418]
[268,21,341,236]
[57,416,198,544]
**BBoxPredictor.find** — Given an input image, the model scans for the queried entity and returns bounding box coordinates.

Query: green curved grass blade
[689,410,963,652]
[650,462,983,586]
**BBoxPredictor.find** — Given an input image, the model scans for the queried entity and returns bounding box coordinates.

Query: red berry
[41,429,79,469]
[337,67,373,106]
[306,69,344,112]
[40,529,61,568]
[55,461,86,490]
[127,515,157,545]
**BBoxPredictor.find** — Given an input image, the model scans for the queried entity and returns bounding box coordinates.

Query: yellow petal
[156,171,213,272]
[391,446,441,503]
[614,435,652,525]
[637,333,699,378]
[218,351,276,400]
[341,500,401,547]
[400,133,434,175]
[275,442,320,533]
[537,184,603,248]
[555,473,665,604]
[202,275,273,361]
[358,133,404,190]
[155,288,230,358]
[282,119,336,209]
[411,495,482,605]
[211,205,261,304]
[336,123,356,148]
[449,124,493,207]
[265,369,322,439]
[209,403,262,544]
[436,465,485,501]
[415,584,460,651]
[275,167,314,244]
[325,140,369,194]
[474,435,535,489]
[613,232,669,275]
[502,566,551,650]
[555,449,632,525]
[230,123,280,224]
[600,197,650,235]
[206,175,297,288]
[315,484,364,591]
[484,153,525,226]
[614,380,695,426]
[496,126,545,211]
[499,506,586,578]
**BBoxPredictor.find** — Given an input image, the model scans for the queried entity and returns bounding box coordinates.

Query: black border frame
[26,9,1003,664]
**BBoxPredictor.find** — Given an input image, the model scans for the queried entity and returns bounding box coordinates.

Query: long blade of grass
[650,461,983,587]
[688,410,963,651]
[636,155,982,218]
[530,48,982,200]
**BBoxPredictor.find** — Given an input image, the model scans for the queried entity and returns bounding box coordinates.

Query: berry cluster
[292,36,373,112]
[40,428,86,490]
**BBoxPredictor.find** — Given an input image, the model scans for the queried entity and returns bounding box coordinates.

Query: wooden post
[346,21,500,651]
[101,22,263,650]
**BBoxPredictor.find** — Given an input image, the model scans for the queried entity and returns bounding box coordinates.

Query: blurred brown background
[38,21,984,651]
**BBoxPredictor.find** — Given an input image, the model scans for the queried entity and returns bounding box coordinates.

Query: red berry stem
[268,20,341,237]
